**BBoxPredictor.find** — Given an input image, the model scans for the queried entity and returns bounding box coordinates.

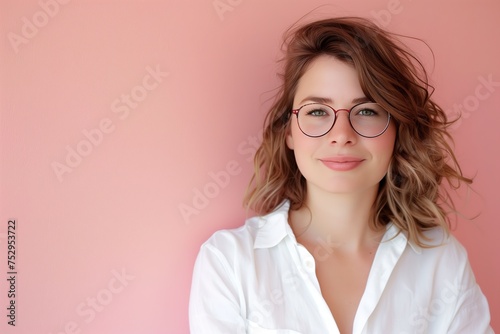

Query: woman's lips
[320,157,364,171]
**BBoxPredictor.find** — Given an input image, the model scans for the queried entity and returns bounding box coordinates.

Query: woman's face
[286,55,396,196]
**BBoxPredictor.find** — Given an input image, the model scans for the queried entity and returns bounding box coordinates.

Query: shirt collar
[384,223,421,254]
[251,199,422,254]
[252,200,296,249]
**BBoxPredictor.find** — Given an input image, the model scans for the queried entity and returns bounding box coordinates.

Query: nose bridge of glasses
[333,108,350,114]
[332,108,352,120]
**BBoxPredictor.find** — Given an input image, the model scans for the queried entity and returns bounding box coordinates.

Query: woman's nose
[326,110,357,145]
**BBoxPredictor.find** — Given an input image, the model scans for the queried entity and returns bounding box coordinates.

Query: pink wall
[1,0,498,333]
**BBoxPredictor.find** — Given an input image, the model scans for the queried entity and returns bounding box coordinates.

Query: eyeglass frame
[290,101,392,138]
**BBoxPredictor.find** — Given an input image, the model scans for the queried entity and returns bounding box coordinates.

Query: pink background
[1,0,498,333]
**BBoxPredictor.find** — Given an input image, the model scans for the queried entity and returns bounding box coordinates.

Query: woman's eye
[357,108,377,116]
[307,109,328,116]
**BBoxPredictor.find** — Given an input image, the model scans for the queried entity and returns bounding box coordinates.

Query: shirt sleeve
[446,248,494,333]
[189,242,246,334]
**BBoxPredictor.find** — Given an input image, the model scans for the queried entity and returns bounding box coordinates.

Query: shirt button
[305,259,315,270]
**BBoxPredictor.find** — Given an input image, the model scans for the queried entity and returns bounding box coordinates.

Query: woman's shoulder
[421,227,467,253]
[205,201,290,246]
[199,201,292,258]
[390,226,481,300]
[201,222,256,252]
[403,226,471,270]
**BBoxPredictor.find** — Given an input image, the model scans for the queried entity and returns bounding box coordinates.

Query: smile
[319,157,364,171]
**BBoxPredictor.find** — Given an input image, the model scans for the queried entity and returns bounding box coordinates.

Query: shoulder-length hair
[243,17,471,247]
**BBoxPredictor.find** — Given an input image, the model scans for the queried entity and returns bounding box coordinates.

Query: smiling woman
[189,17,493,333]
[286,55,396,199]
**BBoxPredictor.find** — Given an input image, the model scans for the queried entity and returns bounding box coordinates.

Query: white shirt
[189,200,493,334]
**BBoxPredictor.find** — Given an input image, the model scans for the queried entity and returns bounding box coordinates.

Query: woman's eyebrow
[298,96,370,105]
[352,96,371,104]
[298,96,333,105]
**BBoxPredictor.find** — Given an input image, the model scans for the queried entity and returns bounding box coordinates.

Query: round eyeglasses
[291,102,391,138]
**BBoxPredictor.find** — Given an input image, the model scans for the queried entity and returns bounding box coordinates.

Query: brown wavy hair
[243,17,472,247]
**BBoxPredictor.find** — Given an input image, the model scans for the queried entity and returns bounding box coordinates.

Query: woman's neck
[289,184,384,253]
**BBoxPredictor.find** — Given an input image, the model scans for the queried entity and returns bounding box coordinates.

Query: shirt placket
[352,226,408,334]
[285,237,341,334]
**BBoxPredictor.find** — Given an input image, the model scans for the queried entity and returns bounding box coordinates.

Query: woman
[189,17,493,333]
